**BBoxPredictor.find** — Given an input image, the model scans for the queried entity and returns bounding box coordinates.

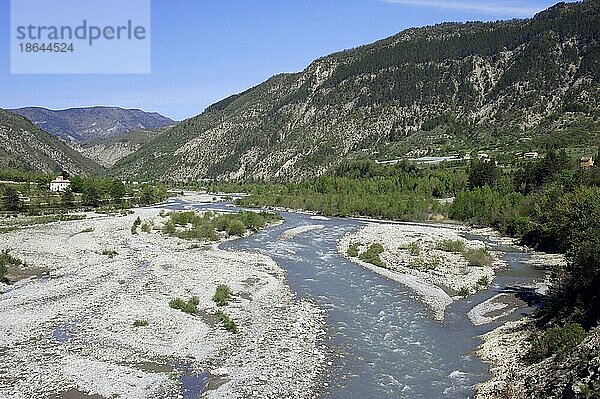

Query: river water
[183,202,546,399]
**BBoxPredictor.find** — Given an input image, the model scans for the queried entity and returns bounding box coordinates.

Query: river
[182,202,546,399]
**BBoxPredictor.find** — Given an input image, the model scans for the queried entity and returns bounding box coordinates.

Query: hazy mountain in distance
[10,106,175,143]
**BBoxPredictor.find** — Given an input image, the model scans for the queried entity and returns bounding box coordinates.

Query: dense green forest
[209,160,467,220]
[450,152,600,332]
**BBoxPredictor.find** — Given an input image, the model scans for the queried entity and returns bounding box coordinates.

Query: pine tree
[1,186,23,212]
[82,185,100,207]
[61,188,75,208]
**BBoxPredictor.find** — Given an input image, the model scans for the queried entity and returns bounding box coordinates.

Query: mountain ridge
[10,106,175,144]
[107,0,600,181]
[0,109,102,175]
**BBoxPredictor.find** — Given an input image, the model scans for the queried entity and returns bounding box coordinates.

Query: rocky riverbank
[0,203,325,399]
[475,319,600,398]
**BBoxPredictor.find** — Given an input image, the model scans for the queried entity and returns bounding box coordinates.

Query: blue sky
[0,0,576,120]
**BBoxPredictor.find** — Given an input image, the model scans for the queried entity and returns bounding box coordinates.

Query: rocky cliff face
[111,0,600,181]
[0,109,101,174]
[10,107,175,143]
[77,128,166,167]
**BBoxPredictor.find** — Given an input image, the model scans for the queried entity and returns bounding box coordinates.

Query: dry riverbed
[0,206,325,399]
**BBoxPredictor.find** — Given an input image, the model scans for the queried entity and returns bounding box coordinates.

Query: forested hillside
[112,0,600,181]
[0,109,101,175]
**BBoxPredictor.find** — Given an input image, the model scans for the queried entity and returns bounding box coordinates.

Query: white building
[524,152,539,159]
[50,176,71,192]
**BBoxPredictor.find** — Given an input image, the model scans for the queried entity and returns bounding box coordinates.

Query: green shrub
[458,286,470,298]
[505,216,531,238]
[169,296,200,315]
[178,225,218,241]
[0,249,22,279]
[101,249,118,258]
[463,248,493,267]
[477,276,490,287]
[528,323,587,363]
[169,211,198,226]
[212,215,230,232]
[131,217,142,235]
[359,243,385,268]
[226,220,246,237]
[141,222,152,233]
[164,210,281,242]
[216,310,238,333]
[163,221,176,235]
[347,242,360,257]
[408,242,421,256]
[436,239,466,253]
[409,255,440,271]
[213,284,233,307]
[133,319,149,327]
[241,211,265,231]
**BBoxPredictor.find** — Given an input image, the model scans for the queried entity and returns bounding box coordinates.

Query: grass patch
[407,242,421,257]
[436,239,466,253]
[133,319,149,327]
[527,323,587,363]
[463,248,494,267]
[0,214,86,233]
[0,249,23,279]
[216,310,238,333]
[169,296,200,315]
[347,242,360,257]
[359,243,385,268]
[213,284,233,307]
[32,214,86,224]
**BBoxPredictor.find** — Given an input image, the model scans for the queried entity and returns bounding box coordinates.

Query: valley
[1,1,600,398]
[0,194,551,399]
